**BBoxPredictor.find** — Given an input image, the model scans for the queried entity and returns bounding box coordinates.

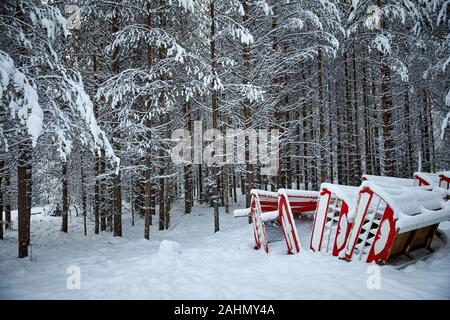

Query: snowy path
[1,200,450,299]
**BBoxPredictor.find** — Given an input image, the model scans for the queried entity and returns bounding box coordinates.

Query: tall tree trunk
[183,101,193,215]
[378,0,395,176]
[301,68,309,189]
[343,51,354,185]
[164,178,171,230]
[426,90,436,172]
[158,0,170,230]
[272,3,283,190]
[362,62,372,174]
[18,146,29,258]
[371,71,381,175]
[420,89,431,172]
[112,7,122,237]
[198,164,203,203]
[404,90,413,176]
[222,113,230,214]
[242,0,253,218]
[15,2,32,251]
[159,150,166,231]
[100,151,106,231]
[0,161,3,240]
[327,80,334,183]
[144,0,153,239]
[317,48,326,182]
[25,149,32,245]
[232,167,237,203]
[296,110,302,189]
[93,54,101,235]
[4,174,11,229]
[210,0,220,232]
[352,47,361,184]
[61,161,68,233]
[80,150,87,236]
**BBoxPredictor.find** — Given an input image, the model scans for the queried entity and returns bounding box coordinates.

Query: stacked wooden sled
[235,171,450,265]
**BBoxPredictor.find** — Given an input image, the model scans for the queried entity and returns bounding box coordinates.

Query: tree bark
[4,174,11,229]
[404,90,413,176]
[242,0,253,219]
[301,68,309,189]
[80,150,87,236]
[0,161,3,240]
[343,51,353,184]
[352,47,361,184]
[18,146,29,258]
[100,151,107,231]
[112,7,122,237]
[222,113,230,214]
[378,0,395,176]
[144,0,153,239]
[25,149,32,245]
[158,0,169,230]
[93,54,100,235]
[183,101,193,215]
[317,48,326,182]
[210,0,220,232]
[362,62,373,175]
[61,161,68,233]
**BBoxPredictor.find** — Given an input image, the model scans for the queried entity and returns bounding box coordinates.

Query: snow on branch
[238,84,265,103]
[178,0,195,13]
[441,106,450,140]
[62,73,119,167]
[372,33,392,55]
[109,25,186,63]
[28,2,69,40]
[437,0,450,25]
[0,51,43,147]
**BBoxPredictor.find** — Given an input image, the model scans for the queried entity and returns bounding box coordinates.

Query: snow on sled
[344,180,450,265]
[413,171,450,200]
[437,171,450,200]
[248,189,279,253]
[361,174,415,187]
[310,183,359,258]
[278,189,320,254]
[413,172,441,188]
[236,188,319,253]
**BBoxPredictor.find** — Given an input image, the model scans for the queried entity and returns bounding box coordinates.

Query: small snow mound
[158,240,182,255]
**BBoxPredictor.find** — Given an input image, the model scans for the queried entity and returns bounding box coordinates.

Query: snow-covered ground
[1,197,450,299]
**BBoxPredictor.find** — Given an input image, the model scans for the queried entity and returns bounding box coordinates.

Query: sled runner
[278,189,320,254]
[310,183,359,257]
[248,189,279,253]
[362,174,415,187]
[344,180,450,264]
[412,172,450,202]
[235,188,319,253]
[438,171,450,201]
[413,172,440,188]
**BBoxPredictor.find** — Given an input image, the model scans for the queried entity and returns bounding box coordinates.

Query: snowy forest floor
[1,196,450,299]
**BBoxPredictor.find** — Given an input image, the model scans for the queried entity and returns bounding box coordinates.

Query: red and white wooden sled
[278,189,319,254]
[344,180,450,264]
[438,171,450,201]
[413,172,440,188]
[310,183,359,258]
[413,171,449,201]
[362,174,415,186]
[249,189,278,253]
[234,188,319,253]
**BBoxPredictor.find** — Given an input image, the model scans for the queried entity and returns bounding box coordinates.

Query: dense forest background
[0,0,449,257]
